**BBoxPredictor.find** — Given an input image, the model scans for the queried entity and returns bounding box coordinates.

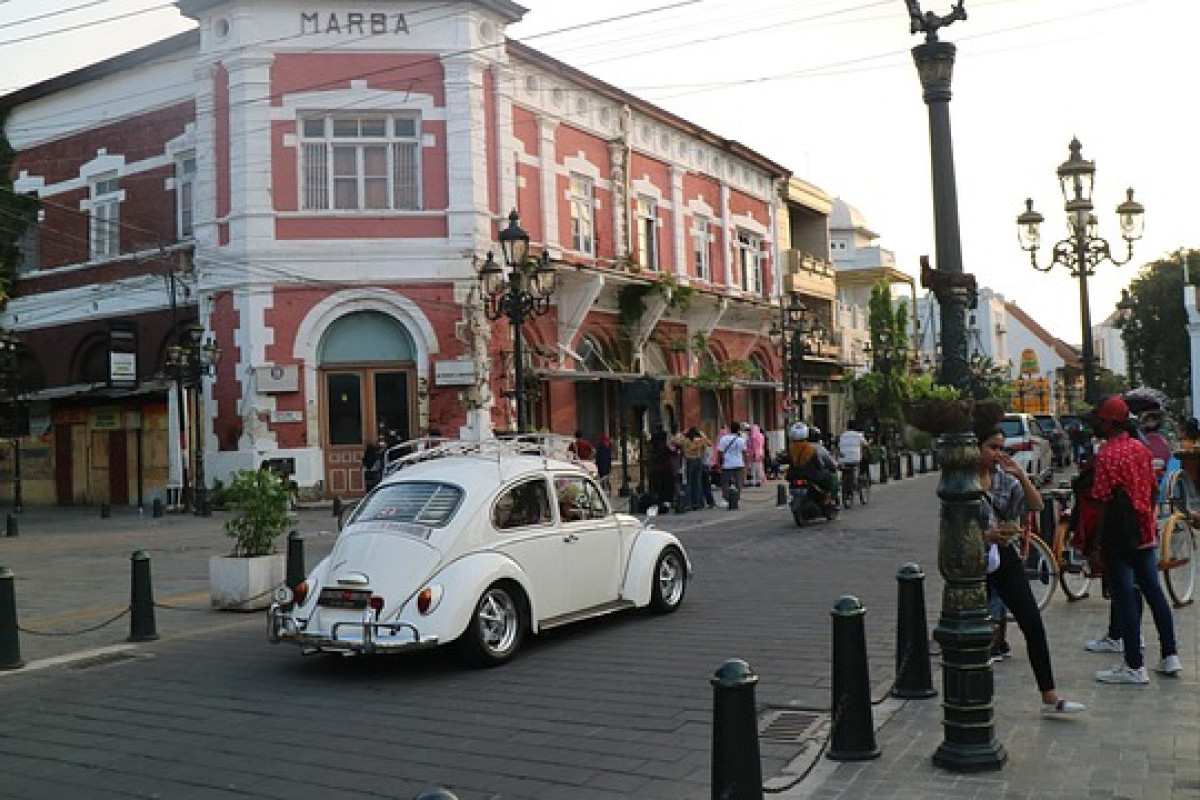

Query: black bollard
[919,451,929,474]
[776,483,788,506]
[6,513,16,538]
[878,450,888,484]
[891,456,902,482]
[101,502,111,519]
[711,658,763,800]
[331,496,342,518]
[0,566,23,670]
[628,492,642,515]
[674,485,689,514]
[128,550,158,642]
[286,530,305,590]
[152,497,164,518]
[930,449,939,471]
[726,484,739,510]
[893,564,937,698]
[1039,495,1056,546]
[905,452,915,478]
[413,790,458,800]
[827,595,880,761]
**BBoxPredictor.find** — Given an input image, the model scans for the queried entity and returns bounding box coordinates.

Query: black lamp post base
[932,739,1008,773]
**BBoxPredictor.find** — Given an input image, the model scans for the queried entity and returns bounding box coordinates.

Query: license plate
[318,587,371,609]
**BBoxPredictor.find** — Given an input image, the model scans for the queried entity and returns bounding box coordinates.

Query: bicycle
[838,462,870,508]
[1017,513,1058,612]
[1045,486,1096,602]
[1158,468,1197,607]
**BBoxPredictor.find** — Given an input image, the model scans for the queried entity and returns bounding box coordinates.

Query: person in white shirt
[715,423,749,508]
[837,421,868,486]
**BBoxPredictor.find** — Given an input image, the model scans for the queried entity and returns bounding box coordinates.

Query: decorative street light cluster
[1017,137,1144,404]
[167,323,221,516]
[771,292,820,419]
[477,210,557,434]
[0,332,22,513]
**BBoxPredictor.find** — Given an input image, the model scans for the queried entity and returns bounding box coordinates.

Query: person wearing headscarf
[746,424,766,487]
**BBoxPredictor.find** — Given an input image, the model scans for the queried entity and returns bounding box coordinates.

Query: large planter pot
[209,554,286,611]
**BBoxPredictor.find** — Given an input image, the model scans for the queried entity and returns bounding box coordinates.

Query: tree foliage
[1121,250,1193,402]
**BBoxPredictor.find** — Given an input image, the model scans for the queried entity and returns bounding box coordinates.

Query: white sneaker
[1095,664,1150,684]
[1084,635,1122,653]
[1156,655,1183,676]
[1040,698,1086,716]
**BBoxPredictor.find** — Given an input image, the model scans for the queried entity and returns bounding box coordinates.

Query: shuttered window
[300,114,421,212]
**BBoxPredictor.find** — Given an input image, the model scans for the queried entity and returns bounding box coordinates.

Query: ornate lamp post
[168,324,220,516]
[1017,138,1144,404]
[477,210,556,434]
[0,332,22,513]
[773,292,816,421]
[906,2,1007,773]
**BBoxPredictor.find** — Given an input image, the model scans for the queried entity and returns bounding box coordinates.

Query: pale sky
[1,0,1194,345]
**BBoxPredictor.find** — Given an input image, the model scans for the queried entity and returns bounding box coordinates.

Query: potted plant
[209,468,293,611]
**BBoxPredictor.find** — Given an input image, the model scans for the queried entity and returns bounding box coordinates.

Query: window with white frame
[636,196,658,271]
[176,154,196,239]
[300,114,421,211]
[736,230,762,295]
[89,172,121,260]
[692,216,711,283]
[15,212,39,275]
[568,174,594,255]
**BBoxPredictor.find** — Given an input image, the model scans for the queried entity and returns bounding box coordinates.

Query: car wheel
[650,546,687,613]
[459,582,526,667]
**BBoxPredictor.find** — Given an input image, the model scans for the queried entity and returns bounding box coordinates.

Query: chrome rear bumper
[268,604,439,655]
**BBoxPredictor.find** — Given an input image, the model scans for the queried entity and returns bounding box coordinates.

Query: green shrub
[223,468,292,557]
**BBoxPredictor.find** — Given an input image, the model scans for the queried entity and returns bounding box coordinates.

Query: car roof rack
[381,433,584,475]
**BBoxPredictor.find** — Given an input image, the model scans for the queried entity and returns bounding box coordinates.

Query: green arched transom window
[319,311,416,364]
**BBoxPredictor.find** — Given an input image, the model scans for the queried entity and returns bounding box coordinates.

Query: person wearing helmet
[786,422,836,508]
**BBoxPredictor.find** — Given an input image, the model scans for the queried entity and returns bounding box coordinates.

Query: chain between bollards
[129,550,158,642]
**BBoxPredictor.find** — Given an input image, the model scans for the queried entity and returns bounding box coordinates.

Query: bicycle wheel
[1022,534,1058,611]
[1160,513,1196,607]
[1055,521,1093,601]
[857,471,871,505]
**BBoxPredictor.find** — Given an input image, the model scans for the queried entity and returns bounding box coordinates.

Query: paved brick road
[0,471,1196,799]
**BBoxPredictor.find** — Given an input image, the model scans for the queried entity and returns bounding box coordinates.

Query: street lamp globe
[532,251,557,298]
[497,209,530,268]
[477,251,504,297]
[1016,198,1044,252]
[1056,137,1095,214]
[1116,188,1145,242]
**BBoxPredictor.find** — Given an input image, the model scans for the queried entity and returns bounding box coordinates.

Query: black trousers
[988,542,1056,693]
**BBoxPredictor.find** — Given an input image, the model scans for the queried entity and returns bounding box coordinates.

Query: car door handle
[563,533,579,543]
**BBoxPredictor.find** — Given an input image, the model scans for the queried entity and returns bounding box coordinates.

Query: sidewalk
[0,504,341,667]
[791,552,1200,798]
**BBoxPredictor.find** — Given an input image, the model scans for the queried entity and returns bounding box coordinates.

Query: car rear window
[351,481,463,527]
[998,419,1024,438]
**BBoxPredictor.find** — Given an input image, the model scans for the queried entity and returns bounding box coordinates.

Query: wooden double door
[322,367,413,497]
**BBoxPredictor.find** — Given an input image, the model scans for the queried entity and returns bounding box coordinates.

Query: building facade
[1,0,841,506]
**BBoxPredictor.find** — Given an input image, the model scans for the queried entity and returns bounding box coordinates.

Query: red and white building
[1,0,839,506]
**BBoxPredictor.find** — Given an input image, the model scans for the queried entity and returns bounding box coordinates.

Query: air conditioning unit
[254,364,298,393]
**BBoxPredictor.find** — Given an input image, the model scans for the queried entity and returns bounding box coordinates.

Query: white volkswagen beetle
[269,436,690,666]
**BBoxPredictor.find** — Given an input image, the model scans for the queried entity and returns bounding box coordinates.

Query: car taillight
[416,585,443,615]
[293,581,309,605]
[369,595,385,619]
[1010,440,1033,452]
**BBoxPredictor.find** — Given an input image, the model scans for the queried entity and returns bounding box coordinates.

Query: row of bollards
[0,530,309,671]
[706,563,936,799]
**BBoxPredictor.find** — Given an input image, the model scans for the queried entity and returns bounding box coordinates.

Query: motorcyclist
[786,423,838,509]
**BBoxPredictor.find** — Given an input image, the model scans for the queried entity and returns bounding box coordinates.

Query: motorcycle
[789,476,839,527]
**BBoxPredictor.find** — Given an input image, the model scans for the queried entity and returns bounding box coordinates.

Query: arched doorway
[319,311,417,497]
